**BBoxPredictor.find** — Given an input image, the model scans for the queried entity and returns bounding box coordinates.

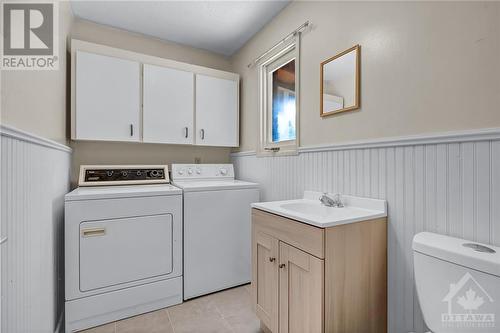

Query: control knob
[187,168,193,175]
[219,168,228,176]
[150,170,159,178]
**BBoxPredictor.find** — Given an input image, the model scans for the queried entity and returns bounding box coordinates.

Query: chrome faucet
[319,193,344,208]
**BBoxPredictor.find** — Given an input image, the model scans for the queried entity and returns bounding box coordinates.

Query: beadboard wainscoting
[232,129,500,333]
[1,126,71,333]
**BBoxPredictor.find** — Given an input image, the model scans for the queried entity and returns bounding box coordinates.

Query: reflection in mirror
[320,45,360,116]
[271,59,296,142]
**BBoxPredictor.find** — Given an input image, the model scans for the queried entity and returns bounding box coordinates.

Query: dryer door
[79,214,173,291]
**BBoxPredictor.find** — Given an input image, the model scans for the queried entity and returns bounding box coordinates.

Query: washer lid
[172,180,259,192]
[413,232,500,277]
[65,184,182,201]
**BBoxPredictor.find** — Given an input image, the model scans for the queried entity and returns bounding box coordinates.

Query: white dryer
[65,165,182,332]
[171,164,259,300]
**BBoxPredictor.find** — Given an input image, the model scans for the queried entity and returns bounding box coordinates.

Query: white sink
[252,191,387,228]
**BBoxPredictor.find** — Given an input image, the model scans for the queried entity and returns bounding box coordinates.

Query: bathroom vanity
[251,192,388,333]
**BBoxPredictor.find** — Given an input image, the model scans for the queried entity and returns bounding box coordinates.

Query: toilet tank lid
[413,232,500,277]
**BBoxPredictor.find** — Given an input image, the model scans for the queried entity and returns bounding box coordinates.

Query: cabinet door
[195,74,239,147]
[75,51,141,141]
[252,231,279,333]
[279,242,324,333]
[143,64,194,144]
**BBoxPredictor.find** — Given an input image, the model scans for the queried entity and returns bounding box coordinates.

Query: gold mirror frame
[320,44,360,117]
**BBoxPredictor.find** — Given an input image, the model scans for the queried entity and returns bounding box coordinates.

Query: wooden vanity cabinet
[279,242,324,333]
[254,231,279,332]
[252,208,387,333]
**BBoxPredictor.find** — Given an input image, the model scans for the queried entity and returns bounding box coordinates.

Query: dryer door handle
[81,228,106,237]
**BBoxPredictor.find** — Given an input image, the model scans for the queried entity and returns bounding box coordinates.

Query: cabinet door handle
[130,124,134,137]
[184,127,189,138]
[279,263,286,269]
[200,129,205,140]
[269,257,276,262]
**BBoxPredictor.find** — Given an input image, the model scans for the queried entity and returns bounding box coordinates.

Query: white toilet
[413,232,500,333]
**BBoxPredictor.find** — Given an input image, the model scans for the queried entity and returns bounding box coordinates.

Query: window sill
[256,147,299,157]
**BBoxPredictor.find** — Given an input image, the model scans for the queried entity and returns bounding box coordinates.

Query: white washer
[65,166,183,332]
[171,164,259,300]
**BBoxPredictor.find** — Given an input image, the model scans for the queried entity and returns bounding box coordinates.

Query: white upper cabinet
[74,51,141,142]
[71,40,239,147]
[143,64,194,144]
[195,74,239,147]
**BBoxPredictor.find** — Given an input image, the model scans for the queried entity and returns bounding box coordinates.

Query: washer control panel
[171,164,234,180]
[78,165,169,186]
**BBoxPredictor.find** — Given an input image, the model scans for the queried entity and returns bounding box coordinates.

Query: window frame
[258,36,300,156]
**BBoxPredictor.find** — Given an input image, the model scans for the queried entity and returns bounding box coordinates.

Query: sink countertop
[251,191,387,228]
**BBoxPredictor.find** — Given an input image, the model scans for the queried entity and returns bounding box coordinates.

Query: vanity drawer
[252,208,325,259]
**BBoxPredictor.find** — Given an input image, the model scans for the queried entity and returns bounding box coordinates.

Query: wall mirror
[320,45,360,117]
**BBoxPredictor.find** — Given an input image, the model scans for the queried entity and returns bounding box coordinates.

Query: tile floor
[81,284,262,333]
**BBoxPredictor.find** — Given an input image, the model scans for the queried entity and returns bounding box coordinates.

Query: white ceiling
[70,1,290,56]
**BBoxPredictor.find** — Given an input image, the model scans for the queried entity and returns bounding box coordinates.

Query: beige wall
[5,2,499,176]
[231,1,500,152]
[1,1,74,144]
[69,19,234,185]
[71,18,231,71]
[71,141,230,184]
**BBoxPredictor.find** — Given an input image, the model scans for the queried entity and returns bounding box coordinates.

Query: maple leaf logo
[457,288,485,312]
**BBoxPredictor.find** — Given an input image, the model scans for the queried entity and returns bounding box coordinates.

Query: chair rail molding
[232,126,500,333]
[0,124,72,153]
[231,127,500,157]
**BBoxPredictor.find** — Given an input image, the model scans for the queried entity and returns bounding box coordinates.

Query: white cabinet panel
[143,64,194,144]
[195,74,239,147]
[183,188,258,299]
[75,51,140,142]
[72,45,239,147]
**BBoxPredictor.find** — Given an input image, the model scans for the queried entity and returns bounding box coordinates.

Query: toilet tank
[413,232,500,333]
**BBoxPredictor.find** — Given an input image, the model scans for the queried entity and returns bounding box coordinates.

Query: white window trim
[257,35,300,157]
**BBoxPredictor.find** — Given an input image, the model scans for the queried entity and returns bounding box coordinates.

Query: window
[258,38,299,155]
[272,60,296,142]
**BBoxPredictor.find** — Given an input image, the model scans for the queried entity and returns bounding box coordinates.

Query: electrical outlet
[194,157,201,164]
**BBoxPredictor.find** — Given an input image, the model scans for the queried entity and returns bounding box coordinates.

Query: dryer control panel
[171,164,235,181]
[78,165,169,186]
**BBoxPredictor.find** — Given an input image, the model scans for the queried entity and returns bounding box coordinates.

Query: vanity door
[252,231,279,333]
[278,242,324,333]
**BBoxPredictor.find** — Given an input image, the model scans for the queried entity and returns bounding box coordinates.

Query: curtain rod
[247,20,310,68]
